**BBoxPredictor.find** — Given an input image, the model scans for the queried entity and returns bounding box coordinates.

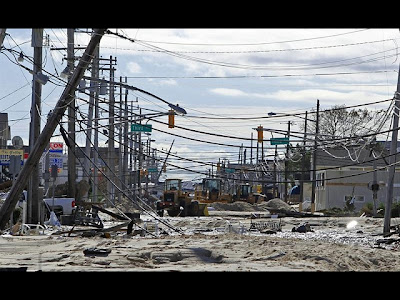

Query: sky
[1,28,399,181]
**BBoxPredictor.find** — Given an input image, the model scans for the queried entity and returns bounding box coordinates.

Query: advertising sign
[49,142,63,153]
[0,149,24,166]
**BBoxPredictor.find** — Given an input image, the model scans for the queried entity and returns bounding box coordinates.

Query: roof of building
[316,146,390,168]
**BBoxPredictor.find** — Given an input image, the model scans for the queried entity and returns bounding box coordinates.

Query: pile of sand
[258,198,295,212]
[210,201,256,211]
[209,198,294,213]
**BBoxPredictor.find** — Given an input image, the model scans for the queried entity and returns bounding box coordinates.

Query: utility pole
[273,144,278,198]
[83,38,99,202]
[27,28,43,224]
[311,99,320,214]
[299,111,308,211]
[107,56,117,205]
[138,108,143,198]
[383,56,400,235]
[118,76,123,203]
[123,77,129,189]
[67,28,76,200]
[0,28,106,230]
[284,121,291,202]
[0,29,6,48]
[370,137,379,217]
[250,132,253,165]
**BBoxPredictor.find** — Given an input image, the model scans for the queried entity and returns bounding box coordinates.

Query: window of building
[316,172,325,189]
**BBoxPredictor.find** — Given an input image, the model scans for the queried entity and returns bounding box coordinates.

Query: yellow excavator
[194,178,232,203]
[232,183,266,204]
[155,178,208,217]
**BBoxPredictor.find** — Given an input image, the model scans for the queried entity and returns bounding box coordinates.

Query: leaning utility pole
[27,28,43,224]
[0,29,6,48]
[67,28,76,199]
[383,56,400,235]
[0,28,106,230]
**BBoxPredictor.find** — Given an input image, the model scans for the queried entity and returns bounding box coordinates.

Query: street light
[60,65,70,79]
[83,76,187,116]
[17,52,24,62]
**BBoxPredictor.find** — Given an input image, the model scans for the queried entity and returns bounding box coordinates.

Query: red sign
[49,142,63,152]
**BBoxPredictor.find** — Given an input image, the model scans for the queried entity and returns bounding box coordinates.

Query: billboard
[0,149,24,166]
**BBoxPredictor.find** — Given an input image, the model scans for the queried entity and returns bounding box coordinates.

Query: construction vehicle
[232,183,266,204]
[155,179,208,217]
[193,178,232,203]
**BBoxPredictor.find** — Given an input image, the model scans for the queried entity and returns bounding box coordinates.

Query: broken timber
[0,28,107,230]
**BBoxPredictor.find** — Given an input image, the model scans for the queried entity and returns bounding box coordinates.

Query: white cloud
[127,61,142,74]
[208,87,391,108]
[209,88,247,97]
[147,78,177,86]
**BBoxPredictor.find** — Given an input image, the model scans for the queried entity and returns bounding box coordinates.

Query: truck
[19,190,76,218]
[43,197,76,217]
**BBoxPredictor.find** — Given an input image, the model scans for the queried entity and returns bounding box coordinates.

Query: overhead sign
[270,137,289,145]
[0,149,24,166]
[131,124,152,132]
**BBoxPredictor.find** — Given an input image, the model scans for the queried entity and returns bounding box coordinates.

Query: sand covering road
[1,198,400,272]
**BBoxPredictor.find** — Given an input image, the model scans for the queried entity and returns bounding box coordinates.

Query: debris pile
[210,198,295,214]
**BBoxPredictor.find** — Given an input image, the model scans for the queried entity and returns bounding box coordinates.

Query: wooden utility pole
[0,29,6,48]
[273,145,277,197]
[107,56,117,205]
[83,39,99,201]
[0,28,106,230]
[123,77,129,189]
[383,66,400,235]
[67,28,76,199]
[118,76,123,203]
[299,111,308,211]
[311,99,320,214]
[284,121,291,202]
[27,28,43,224]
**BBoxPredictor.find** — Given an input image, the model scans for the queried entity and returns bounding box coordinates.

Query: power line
[128,29,371,46]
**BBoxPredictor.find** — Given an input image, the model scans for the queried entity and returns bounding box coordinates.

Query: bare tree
[304,105,387,145]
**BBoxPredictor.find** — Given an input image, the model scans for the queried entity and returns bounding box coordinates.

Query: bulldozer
[155,178,208,217]
[193,178,232,203]
[232,183,266,204]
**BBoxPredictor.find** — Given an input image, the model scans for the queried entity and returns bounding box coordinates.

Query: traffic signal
[168,109,175,128]
[257,125,263,143]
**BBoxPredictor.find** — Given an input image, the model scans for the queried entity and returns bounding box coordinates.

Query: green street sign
[225,168,235,173]
[131,124,152,132]
[270,137,289,145]
[147,167,158,173]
